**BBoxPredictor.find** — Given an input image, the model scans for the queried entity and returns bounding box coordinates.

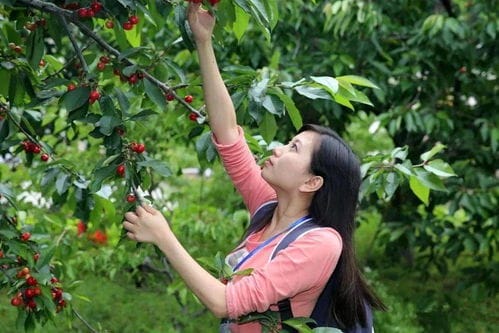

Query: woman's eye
[290,143,297,150]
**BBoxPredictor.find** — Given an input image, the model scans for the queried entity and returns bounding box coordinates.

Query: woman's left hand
[123,205,171,245]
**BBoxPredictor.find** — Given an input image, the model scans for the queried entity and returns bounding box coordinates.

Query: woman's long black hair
[298,124,386,329]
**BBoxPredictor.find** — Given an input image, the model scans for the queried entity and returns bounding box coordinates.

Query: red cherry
[0,250,4,258]
[126,194,136,203]
[11,297,23,307]
[188,112,198,121]
[20,267,30,276]
[99,56,110,63]
[113,68,121,76]
[25,288,36,299]
[128,73,139,84]
[97,62,106,71]
[77,8,89,18]
[123,21,133,30]
[26,276,38,286]
[91,1,103,12]
[129,15,139,25]
[165,93,175,101]
[209,0,220,5]
[40,153,49,162]
[50,277,59,284]
[105,20,114,29]
[58,299,67,307]
[20,232,31,241]
[116,164,125,177]
[87,9,96,17]
[130,142,138,152]
[39,59,46,67]
[37,18,46,27]
[89,90,101,103]
[52,288,63,300]
[33,287,41,296]
[67,83,77,91]
[135,143,145,154]
[32,145,41,154]
[26,299,37,309]
[33,253,40,261]
[184,95,193,103]
[13,45,22,53]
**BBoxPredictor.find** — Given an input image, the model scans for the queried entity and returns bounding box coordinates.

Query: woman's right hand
[187,1,216,44]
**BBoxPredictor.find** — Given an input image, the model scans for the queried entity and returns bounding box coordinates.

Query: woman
[123,2,385,332]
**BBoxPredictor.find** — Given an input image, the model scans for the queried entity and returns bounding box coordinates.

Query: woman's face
[261,130,320,192]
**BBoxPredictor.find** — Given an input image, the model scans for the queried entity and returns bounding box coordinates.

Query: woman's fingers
[124,211,138,222]
[142,204,156,214]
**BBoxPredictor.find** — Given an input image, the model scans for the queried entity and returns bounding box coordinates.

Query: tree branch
[58,13,89,75]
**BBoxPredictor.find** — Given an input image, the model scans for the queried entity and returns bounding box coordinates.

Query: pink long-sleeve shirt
[213,126,342,332]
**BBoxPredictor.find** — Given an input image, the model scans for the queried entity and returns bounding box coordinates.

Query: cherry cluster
[97,55,110,71]
[24,18,46,32]
[76,1,103,19]
[113,68,145,85]
[21,141,49,162]
[7,42,23,54]
[130,142,146,154]
[123,15,140,31]
[10,270,67,313]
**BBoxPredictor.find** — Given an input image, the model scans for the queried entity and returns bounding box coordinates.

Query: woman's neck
[260,195,311,240]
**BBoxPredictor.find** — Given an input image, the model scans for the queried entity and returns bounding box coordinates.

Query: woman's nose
[273,146,282,157]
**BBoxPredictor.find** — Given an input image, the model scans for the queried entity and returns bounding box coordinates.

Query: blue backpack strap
[272,222,374,333]
[271,221,319,332]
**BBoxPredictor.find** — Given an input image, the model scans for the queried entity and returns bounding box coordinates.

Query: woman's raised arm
[187,2,238,144]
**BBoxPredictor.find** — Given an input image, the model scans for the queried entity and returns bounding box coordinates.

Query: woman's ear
[299,175,324,193]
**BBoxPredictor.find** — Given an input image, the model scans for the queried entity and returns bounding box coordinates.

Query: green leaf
[420,142,446,161]
[409,175,430,205]
[261,94,283,116]
[98,115,122,136]
[282,317,315,332]
[313,328,344,333]
[35,246,56,271]
[310,76,339,95]
[259,112,277,143]
[336,75,379,89]
[0,183,17,208]
[333,94,354,110]
[26,28,44,69]
[294,85,331,100]
[394,163,413,177]
[129,109,159,121]
[137,159,172,177]
[233,5,251,41]
[271,90,302,130]
[423,159,456,178]
[55,172,71,195]
[90,165,117,193]
[144,79,167,110]
[61,86,90,112]
[175,5,195,51]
